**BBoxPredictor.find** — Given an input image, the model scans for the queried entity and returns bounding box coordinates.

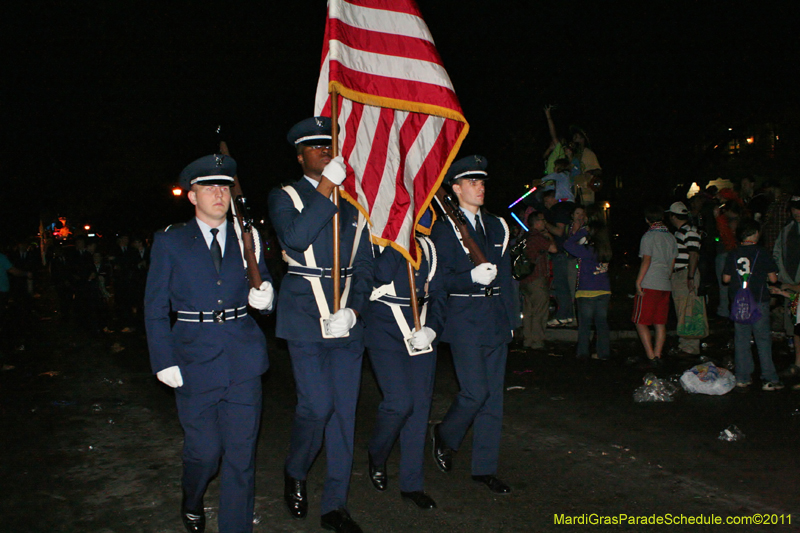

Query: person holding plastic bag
[721,219,783,391]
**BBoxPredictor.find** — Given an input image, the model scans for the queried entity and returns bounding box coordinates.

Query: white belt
[451,287,501,297]
[176,306,247,323]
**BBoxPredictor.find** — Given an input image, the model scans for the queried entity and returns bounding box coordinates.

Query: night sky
[5,1,799,241]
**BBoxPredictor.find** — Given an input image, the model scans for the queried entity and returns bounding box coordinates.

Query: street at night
[4,2,800,532]
[2,286,800,532]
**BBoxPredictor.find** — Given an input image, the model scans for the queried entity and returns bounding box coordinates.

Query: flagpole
[407,261,422,331]
[330,91,341,312]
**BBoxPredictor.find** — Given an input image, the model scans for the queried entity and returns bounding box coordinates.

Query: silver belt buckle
[213,310,225,323]
[484,287,494,297]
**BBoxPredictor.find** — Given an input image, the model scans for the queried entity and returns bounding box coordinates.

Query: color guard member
[145,154,275,533]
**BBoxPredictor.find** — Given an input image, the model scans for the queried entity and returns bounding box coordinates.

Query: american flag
[314,0,469,267]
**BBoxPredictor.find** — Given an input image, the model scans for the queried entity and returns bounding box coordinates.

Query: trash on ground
[633,373,679,402]
[2,365,15,371]
[547,353,562,357]
[680,362,735,395]
[110,343,125,353]
[718,425,745,442]
[39,371,61,377]
[506,386,525,391]
[512,369,533,375]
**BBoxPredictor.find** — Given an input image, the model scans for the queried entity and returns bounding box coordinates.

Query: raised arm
[544,105,559,145]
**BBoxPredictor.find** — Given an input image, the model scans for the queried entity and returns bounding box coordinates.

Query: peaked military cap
[179,154,236,191]
[443,155,489,186]
[287,116,332,146]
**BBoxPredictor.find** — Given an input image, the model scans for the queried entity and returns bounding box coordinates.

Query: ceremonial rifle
[217,135,263,289]
[433,187,488,266]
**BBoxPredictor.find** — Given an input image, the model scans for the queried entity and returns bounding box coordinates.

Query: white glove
[326,308,357,337]
[410,326,436,349]
[248,281,274,311]
[156,366,183,388]
[322,156,347,185]
[470,263,497,286]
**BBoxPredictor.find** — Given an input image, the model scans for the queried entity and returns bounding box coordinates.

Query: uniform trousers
[368,346,436,492]
[438,342,507,476]
[285,339,363,514]
[176,377,262,533]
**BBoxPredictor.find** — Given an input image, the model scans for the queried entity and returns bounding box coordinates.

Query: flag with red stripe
[314,0,469,267]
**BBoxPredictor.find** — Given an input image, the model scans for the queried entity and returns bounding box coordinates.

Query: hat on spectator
[444,155,489,186]
[789,195,800,209]
[287,116,332,147]
[179,154,236,191]
[666,201,689,216]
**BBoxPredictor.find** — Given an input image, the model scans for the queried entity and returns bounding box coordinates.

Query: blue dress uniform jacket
[364,244,446,492]
[430,209,519,477]
[268,177,374,515]
[431,211,519,345]
[144,218,271,533]
[145,219,270,393]
[364,243,446,348]
[268,178,373,342]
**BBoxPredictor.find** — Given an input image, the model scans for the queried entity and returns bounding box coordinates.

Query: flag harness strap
[281,185,366,338]
[369,235,437,355]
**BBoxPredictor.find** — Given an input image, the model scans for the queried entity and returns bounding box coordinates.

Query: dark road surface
[3,293,800,533]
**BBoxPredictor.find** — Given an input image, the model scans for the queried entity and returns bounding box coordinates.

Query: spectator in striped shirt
[666,202,703,357]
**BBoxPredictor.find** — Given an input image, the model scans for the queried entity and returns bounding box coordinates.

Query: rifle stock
[219,141,263,289]
[433,187,487,265]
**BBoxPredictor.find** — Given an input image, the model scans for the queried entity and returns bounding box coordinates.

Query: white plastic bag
[680,363,735,395]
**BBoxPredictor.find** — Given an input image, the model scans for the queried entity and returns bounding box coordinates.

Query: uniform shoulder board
[161,222,187,233]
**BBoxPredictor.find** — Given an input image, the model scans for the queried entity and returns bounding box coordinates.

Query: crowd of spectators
[0,232,151,354]
[508,106,800,390]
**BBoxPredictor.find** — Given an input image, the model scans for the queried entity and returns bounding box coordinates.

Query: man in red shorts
[633,205,678,367]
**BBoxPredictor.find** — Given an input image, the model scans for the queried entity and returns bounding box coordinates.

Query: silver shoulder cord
[230,202,262,269]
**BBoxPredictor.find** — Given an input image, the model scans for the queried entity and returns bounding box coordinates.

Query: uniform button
[217,299,223,305]
[217,280,222,286]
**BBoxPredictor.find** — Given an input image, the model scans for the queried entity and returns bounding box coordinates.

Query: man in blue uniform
[429,155,519,495]
[364,219,446,510]
[145,154,274,533]
[268,117,373,533]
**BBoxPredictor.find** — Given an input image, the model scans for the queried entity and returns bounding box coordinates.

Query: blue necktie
[475,213,487,249]
[210,228,222,274]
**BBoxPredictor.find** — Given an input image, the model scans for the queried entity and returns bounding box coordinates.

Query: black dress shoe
[181,509,205,533]
[401,490,437,510]
[368,453,387,491]
[284,470,308,519]
[320,508,363,533]
[471,474,512,494]
[180,496,205,533]
[430,423,452,473]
